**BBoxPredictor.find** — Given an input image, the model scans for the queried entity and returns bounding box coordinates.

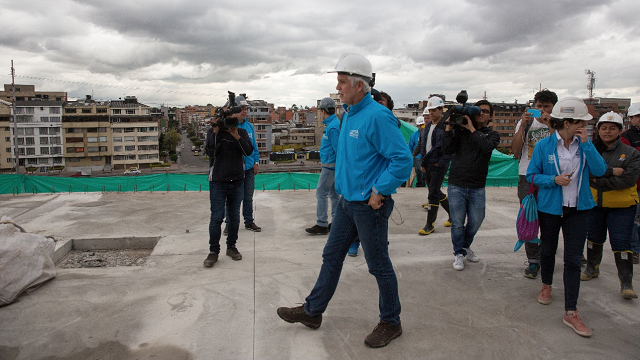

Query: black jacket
[441,126,500,188]
[205,127,253,182]
[420,120,451,169]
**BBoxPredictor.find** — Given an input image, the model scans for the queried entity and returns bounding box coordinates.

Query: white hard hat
[416,116,425,125]
[328,53,372,79]
[422,107,429,115]
[550,96,592,121]
[596,111,623,127]
[235,95,249,107]
[629,102,640,117]
[426,96,444,110]
[319,97,336,111]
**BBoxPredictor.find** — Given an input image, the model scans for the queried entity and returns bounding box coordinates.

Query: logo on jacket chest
[349,129,359,139]
[547,155,555,163]
[619,154,627,161]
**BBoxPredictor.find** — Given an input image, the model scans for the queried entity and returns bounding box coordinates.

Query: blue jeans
[448,184,486,256]
[538,208,588,311]
[588,205,636,251]
[631,190,640,253]
[315,167,339,227]
[225,168,256,225]
[209,180,244,253]
[304,197,401,324]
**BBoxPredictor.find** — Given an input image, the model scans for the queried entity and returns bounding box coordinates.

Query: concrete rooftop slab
[0,187,639,360]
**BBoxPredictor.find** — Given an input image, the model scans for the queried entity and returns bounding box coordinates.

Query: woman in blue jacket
[526,97,607,338]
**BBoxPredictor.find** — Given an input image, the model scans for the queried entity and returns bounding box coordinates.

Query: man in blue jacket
[223,95,262,234]
[278,54,412,348]
[305,97,340,235]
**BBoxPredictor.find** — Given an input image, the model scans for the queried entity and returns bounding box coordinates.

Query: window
[66,147,84,153]
[25,128,34,135]
[112,128,123,133]
[68,157,79,162]
[26,148,36,155]
[38,158,49,164]
[112,109,121,115]
[82,108,92,114]
[50,108,60,114]
[25,137,35,145]
[40,147,50,155]
[125,145,136,151]
[88,147,99,152]
[50,117,61,122]
[53,157,62,164]
[126,109,136,115]
[113,137,122,142]
[65,108,77,114]
[87,137,98,143]
[51,137,61,144]
[52,147,61,154]
[99,136,107,142]
[41,117,49,122]
[97,127,107,132]
[67,128,83,133]
[39,128,49,135]
[66,137,84,143]
[40,138,49,145]
[91,156,102,161]
[124,136,135,142]
[4,137,9,141]
[113,146,123,152]
[124,128,135,133]
[87,128,99,133]
[96,108,107,113]
[138,136,157,142]
[27,158,37,164]
[51,128,60,135]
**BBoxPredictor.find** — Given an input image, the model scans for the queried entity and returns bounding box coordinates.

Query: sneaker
[633,252,639,265]
[524,263,540,279]
[444,219,452,227]
[245,222,262,232]
[453,254,464,271]
[226,247,242,261]
[277,304,322,329]
[418,224,435,235]
[348,242,360,257]
[364,321,403,348]
[464,248,479,263]
[223,225,228,236]
[563,310,592,337]
[305,224,329,235]
[538,284,552,305]
[203,253,218,267]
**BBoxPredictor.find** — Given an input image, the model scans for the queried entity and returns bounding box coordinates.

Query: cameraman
[442,99,500,271]
[203,109,254,268]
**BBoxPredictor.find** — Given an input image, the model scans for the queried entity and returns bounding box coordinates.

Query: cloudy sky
[1,0,639,109]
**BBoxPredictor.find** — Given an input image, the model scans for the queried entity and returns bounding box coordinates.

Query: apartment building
[12,100,64,173]
[246,99,273,165]
[1,84,66,103]
[491,102,526,152]
[109,96,159,170]
[62,96,112,172]
[0,100,12,172]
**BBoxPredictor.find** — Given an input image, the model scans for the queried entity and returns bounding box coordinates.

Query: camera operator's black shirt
[441,126,500,188]
[205,127,253,182]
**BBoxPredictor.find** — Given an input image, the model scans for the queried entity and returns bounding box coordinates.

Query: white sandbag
[0,218,56,306]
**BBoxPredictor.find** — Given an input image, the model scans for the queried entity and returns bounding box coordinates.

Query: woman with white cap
[526,97,607,337]
[582,111,640,300]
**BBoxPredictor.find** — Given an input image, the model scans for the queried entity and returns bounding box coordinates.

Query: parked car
[194,151,199,156]
[124,167,141,175]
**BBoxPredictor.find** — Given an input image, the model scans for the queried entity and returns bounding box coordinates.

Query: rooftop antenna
[585,69,596,99]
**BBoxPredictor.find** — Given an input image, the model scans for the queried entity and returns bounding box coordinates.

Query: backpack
[514,175,540,252]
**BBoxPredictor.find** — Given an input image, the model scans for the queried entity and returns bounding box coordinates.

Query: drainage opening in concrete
[55,237,160,269]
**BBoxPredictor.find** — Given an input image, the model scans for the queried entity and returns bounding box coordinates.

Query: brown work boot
[364,321,403,348]
[538,284,552,305]
[203,253,218,268]
[277,304,322,329]
[226,247,242,261]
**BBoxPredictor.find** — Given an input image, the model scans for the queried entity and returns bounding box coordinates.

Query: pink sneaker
[537,284,552,305]
[563,310,592,337]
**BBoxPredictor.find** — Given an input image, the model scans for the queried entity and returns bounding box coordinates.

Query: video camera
[213,91,241,131]
[444,90,481,127]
